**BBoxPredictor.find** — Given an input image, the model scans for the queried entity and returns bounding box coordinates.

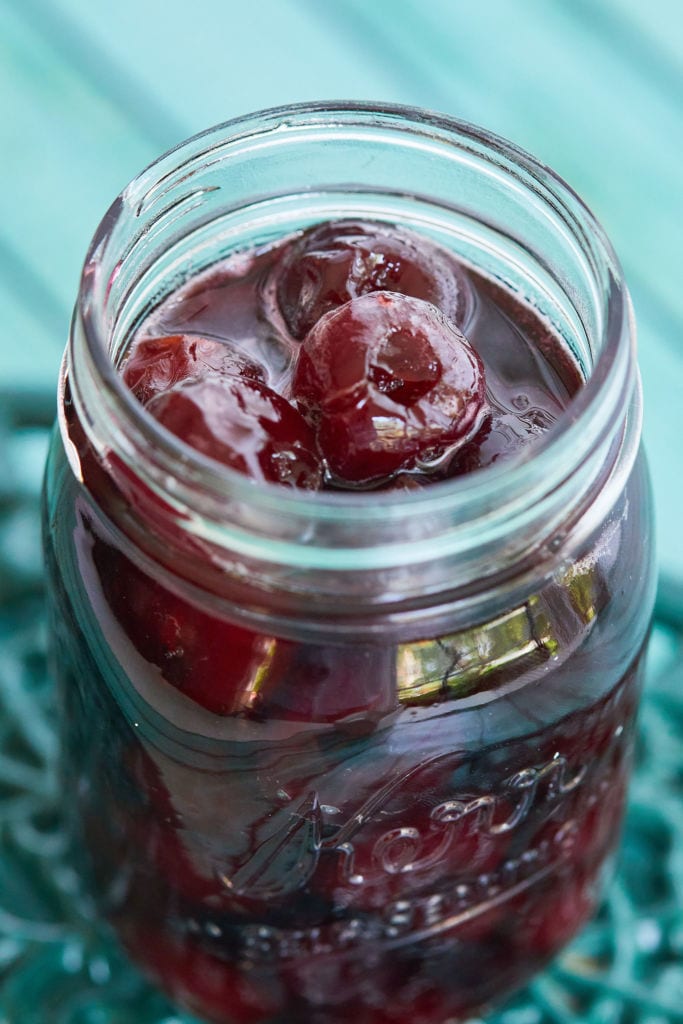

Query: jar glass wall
[43,104,655,1024]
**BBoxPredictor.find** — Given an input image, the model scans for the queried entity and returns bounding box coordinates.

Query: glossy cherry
[277,219,470,339]
[92,531,395,726]
[261,643,397,723]
[123,334,266,406]
[124,928,283,1024]
[293,291,488,483]
[147,376,323,489]
[90,534,284,717]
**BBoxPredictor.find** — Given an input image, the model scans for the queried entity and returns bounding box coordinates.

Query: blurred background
[1,1,682,1022]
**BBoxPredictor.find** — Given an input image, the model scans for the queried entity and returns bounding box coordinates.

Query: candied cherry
[123,928,283,1024]
[92,535,395,726]
[517,875,593,957]
[293,291,488,484]
[277,219,470,339]
[261,643,397,724]
[85,757,221,908]
[123,333,266,405]
[90,534,287,716]
[147,376,323,489]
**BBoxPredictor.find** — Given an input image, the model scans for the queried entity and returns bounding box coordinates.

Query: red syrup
[56,221,644,1023]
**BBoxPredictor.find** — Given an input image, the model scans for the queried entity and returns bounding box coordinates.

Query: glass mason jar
[43,103,655,1024]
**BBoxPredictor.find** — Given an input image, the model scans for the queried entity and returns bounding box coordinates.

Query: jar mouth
[71,101,636,583]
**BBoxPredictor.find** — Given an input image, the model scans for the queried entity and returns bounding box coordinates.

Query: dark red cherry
[147,377,323,489]
[123,334,266,405]
[123,928,283,1024]
[259,643,397,724]
[277,220,470,339]
[90,534,286,717]
[521,877,593,956]
[110,745,224,904]
[293,291,488,484]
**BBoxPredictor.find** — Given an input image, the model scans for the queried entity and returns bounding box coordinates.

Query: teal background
[1,1,682,1022]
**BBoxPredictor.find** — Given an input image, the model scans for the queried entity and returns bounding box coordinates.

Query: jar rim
[70,101,636,582]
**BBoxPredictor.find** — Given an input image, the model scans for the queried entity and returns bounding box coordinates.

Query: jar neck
[63,103,639,634]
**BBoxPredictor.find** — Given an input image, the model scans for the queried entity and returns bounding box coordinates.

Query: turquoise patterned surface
[1,2,682,1022]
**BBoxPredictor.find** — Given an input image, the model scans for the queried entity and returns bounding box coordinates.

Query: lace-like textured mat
[2,406,682,1024]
